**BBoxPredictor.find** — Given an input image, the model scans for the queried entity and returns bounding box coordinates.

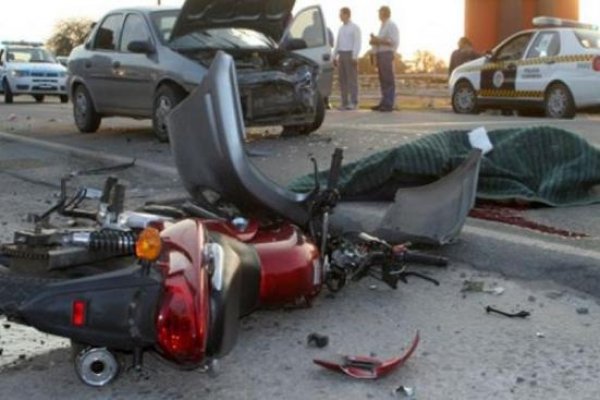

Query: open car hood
[170,0,296,42]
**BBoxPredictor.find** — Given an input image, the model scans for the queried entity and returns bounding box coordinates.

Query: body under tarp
[289,126,600,207]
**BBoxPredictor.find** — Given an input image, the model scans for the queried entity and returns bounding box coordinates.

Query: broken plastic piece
[393,385,416,398]
[307,333,329,349]
[313,332,419,379]
[485,306,530,319]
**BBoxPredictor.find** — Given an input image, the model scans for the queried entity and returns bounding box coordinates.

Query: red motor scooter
[0,52,445,386]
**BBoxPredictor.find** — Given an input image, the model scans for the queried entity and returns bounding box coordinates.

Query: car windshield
[151,9,274,50]
[6,47,56,63]
[151,10,179,42]
[575,29,600,49]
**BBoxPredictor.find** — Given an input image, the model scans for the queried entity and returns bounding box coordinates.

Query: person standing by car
[448,37,479,76]
[333,7,362,111]
[369,6,399,112]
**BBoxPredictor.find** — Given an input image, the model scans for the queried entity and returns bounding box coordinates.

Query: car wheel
[281,92,326,137]
[3,79,13,104]
[34,95,45,103]
[452,81,478,114]
[73,85,101,133]
[60,95,69,104]
[152,85,186,142]
[545,83,575,119]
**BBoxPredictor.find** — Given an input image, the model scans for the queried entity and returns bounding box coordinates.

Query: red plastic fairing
[313,332,420,379]
[253,224,321,305]
[155,219,211,366]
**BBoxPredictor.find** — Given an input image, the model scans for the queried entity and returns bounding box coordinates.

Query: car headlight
[11,70,30,77]
[59,71,67,78]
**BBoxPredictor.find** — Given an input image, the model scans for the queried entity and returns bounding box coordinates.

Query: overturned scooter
[0,52,447,386]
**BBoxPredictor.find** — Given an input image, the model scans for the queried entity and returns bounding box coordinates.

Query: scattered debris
[393,385,416,398]
[461,281,504,295]
[313,332,419,379]
[516,376,526,384]
[307,333,329,349]
[485,306,530,319]
[576,307,589,315]
[528,296,536,303]
[536,332,545,338]
[7,114,17,122]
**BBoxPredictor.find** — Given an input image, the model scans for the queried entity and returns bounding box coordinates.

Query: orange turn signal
[136,227,162,261]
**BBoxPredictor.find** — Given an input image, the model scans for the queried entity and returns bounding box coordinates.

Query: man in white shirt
[333,7,362,110]
[369,6,399,112]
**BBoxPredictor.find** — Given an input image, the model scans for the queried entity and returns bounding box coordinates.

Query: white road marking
[0,130,178,177]
[328,119,575,130]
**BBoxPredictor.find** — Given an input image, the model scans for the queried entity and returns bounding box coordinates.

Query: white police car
[0,41,68,104]
[449,17,600,119]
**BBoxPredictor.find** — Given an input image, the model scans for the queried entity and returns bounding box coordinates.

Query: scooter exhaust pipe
[75,347,120,387]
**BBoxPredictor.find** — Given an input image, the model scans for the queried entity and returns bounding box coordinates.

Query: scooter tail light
[156,273,210,365]
[593,56,600,72]
[72,300,87,327]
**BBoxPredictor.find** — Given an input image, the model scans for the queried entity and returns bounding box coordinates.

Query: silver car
[68,0,333,141]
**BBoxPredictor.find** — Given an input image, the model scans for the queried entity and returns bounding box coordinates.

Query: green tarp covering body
[289,126,600,207]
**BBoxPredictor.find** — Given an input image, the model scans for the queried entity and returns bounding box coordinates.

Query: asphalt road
[1,98,600,399]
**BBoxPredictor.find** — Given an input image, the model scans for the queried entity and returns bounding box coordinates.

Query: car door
[85,13,124,112]
[114,12,157,114]
[283,6,333,97]
[520,31,560,98]
[480,32,534,102]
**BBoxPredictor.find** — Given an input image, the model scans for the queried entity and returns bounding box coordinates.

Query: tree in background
[413,50,448,74]
[358,52,407,74]
[46,18,95,56]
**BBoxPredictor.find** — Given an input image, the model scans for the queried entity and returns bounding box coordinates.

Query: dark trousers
[376,51,396,109]
[338,51,358,107]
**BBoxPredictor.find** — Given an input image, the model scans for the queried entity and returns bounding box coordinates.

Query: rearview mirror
[127,41,155,54]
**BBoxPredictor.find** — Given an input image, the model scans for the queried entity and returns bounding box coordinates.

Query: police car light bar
[532,16,598,30]
[1,41,44,47]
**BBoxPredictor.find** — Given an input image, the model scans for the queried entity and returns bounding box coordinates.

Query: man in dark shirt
[449,37,480,76]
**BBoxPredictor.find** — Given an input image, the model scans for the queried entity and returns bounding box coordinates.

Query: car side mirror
[127,41,155,54]
[281,38,308,51]
[485,50,493,60]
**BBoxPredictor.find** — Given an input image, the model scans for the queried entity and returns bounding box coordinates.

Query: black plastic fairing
[167,51,314,227]
[17,266,162,351]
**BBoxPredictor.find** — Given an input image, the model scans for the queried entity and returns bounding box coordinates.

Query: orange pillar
[465,0,579,51]
[465,0,500,53]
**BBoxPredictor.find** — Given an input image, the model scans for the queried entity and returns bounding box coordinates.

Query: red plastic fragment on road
[313,331,420,379]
